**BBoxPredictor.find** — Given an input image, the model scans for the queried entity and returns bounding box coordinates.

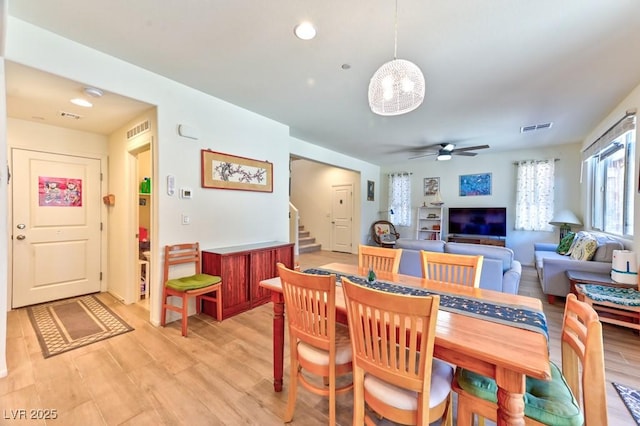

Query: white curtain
[515,160,555,231]
[388,172,412,227]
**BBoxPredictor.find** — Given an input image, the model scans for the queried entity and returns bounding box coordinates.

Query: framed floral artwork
[201,150,273,192]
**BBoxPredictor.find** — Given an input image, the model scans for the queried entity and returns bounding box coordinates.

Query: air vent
[126,120,150,139]
[59,111,82,120]
[520,122,553,133]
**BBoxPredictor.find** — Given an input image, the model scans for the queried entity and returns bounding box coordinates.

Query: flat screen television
[448,207,507,237]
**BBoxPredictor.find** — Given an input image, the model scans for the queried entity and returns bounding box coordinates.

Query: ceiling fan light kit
[369,0,425,116]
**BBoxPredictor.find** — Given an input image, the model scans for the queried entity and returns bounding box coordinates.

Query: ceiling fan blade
[452,151,477,156]
[451,144,490,153]
[408,152,438,160]
[408,143,446,153]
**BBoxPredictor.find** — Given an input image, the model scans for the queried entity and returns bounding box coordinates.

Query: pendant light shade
[369,59,425,116]
[368,0,425,116]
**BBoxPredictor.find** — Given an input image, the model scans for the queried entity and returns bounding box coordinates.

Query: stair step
[299,236,315,245]
[299,243,322,254]
[298,230,310,238]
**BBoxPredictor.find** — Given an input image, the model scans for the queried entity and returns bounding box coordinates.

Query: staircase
[298,225,321,254]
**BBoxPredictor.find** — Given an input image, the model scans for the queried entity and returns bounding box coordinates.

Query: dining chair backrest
[276,263,353,425]
[453,293,606,426]
[420,251,483,287]
[358,244,403,274]
[562,293,607,425]
[278,262,337,350]
[342,276,452,425]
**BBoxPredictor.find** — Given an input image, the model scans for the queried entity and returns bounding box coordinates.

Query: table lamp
[549,210,582,243]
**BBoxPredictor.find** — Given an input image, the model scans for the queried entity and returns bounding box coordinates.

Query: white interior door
[12,149,102,308]
[331,184,353,253]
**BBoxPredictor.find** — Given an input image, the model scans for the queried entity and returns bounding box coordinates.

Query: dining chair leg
[160,289,168,326]
[216,287,223,321]
[352,366,365,426]
[181,294,189,337]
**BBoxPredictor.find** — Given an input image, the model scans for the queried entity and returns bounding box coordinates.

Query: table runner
[304,267,549,340]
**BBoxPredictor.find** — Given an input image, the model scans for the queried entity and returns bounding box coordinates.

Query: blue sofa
[395,238,522,294]
[533,233,624,303]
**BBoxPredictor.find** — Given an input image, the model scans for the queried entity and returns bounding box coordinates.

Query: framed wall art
[201,150,273,192]
[459,173,492,196]
[367,180,375,201]
[424,177,440,196]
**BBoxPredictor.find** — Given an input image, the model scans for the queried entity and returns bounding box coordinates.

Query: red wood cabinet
[202,241,294,320]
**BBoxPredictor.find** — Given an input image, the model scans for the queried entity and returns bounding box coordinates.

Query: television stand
[448,235,505,247]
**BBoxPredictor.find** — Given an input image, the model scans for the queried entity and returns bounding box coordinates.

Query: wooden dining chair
[420,251,483,287]
[453,293,606,426]
[160,242,223,337]
[341,276,453,426]
[276,263,353,425]
[358,244,403,274]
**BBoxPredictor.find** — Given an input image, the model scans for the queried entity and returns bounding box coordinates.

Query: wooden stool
[575,284,640,331]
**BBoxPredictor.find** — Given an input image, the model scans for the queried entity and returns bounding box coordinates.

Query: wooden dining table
[259,263,551,426]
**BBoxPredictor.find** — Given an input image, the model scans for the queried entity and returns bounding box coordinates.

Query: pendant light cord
[393,0,398,60]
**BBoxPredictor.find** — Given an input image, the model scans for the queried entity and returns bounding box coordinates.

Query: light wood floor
[2,250,639,425]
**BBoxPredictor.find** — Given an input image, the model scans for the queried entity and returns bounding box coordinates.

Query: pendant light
[368,0,425,116]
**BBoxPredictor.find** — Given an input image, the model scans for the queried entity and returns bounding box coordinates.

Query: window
[515,159,555,231]
[388,172,412,227]
[583,113,635,237]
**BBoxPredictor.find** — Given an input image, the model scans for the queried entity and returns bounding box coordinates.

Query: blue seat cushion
[166,273,221,291]
[455,362,583,426]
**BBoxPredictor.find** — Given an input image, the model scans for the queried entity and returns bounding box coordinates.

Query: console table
[448,235,505,247]
[202,241,294,319]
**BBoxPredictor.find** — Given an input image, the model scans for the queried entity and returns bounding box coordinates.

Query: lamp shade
[368,59,425,116]
[549,210,582,227]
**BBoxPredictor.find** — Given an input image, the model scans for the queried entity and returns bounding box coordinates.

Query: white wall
[381,143,583,266]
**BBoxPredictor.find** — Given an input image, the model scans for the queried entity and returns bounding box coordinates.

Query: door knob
[17,224,25,229]
[16,235,26,240]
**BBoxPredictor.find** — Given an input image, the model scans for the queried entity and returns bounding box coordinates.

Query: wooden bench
[575,284,640,332]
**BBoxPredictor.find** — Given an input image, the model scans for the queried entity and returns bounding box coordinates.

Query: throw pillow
[565,230,588,256]
[569,233,598,261]
[556,232,576,255]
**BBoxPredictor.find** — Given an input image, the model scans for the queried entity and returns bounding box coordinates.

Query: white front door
[12,149,102,308]
[331,184,352,253]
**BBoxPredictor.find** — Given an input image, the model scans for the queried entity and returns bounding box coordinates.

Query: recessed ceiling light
[70,98,93,107]
[294,22,316,40]
[84,87,104,98]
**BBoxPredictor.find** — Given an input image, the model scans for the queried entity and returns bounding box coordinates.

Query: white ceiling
[6,1,640,165]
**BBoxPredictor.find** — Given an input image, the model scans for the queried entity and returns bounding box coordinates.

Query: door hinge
[100,172,103,181]
[100,222,103,231]
[100,272,103,281]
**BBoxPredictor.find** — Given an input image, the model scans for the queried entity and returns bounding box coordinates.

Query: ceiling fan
[408,143,490,161]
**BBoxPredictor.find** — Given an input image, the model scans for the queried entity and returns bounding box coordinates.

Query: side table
[568,270,640,332]
[565,270,634,295]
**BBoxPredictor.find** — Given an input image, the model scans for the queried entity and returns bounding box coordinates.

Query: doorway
[11,148,103,308]
[134,146,152,310]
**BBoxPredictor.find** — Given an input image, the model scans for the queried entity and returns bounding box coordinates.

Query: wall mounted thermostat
[167,175,175,196]
[180,188,192,199]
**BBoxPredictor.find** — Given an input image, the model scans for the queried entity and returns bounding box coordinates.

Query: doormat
[27,294,134,358]
[613,382,640,425]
